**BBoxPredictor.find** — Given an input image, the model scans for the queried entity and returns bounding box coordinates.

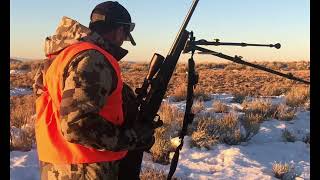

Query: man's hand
[132,121,156,150]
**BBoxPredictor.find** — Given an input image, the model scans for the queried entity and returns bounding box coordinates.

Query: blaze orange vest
[35,41,127,164]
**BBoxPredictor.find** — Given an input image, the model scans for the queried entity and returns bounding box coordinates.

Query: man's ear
[116,26,125,35]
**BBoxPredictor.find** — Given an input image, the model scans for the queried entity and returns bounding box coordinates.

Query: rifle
[135,0,200,131]
[133,0,200,179]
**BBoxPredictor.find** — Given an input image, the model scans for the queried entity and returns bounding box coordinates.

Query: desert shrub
[140,168,180,180]
[192,99,205,114]
[242,98,276,120]
[191,113,259,147]
[243,112,265,123]
[266,61,282,71]
[150,125,174,164]
[240,113,261,140]
[232,91,248,104]
[171,84,187,102]
[10,127,30,151]
[284,87,309,107]
[261,84,289,96]
[190,116,219,149]
[194,88,211,101]
[158,102,183,128]
[304,99,310,111]
[303,133,310,144]
[187,112,211,136]
[10,60,41,88]
[10,95,36,128]
[10,121,35,151]
[224,63,246,70]
[191,130,219,149]
[286,61,309,71]
[175,63,187,73]
[217,113,245,145]
[272,162,299,180]
[150,103,183,164]
[10,94,36,151]
[274,104,296,121]
[212,100,228,113]
[282,129,296,142]
[129,63,149,72]
[171,84,210,102]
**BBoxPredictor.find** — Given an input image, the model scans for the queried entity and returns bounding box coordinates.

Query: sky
[10,0,310,62]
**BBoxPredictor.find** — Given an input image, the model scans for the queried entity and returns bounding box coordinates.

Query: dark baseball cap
[90,1,136,46]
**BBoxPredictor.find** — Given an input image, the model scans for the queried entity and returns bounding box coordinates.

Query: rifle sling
[167,56,197,180]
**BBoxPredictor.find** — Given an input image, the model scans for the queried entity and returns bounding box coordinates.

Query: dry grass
[282,129,296,142]
[240,114,261,140]
[284,86,309,107]
[10,60,42,88]
[150,125,173,164]
[260,84,289,96]
[191,112,260,148]
[217,113,243,145]
[120,61,309,98]
[10,122,35,151]
[10,94,36,151]
[242,98,276,121]
[158,102,184,128]
[274,104,296,121]
[271,162,298,179]
[212,100,229,113]
[170,83,211,102]
[303,133,310,144]
[150,103,184,164]
[140,168,180,180]
[10,95,36,128]
[192,99,205,114]
[190,116,219,149]
[232,91,248,103]
[171,83,187,102]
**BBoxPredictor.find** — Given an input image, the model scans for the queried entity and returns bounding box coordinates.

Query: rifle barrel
[168,0,199,56]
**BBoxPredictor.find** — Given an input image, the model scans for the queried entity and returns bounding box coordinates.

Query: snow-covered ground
[10,69,33,97]
[10,150,39,180]
[10,94,310,180]
[10,87,33,96]
[10,69,28,75]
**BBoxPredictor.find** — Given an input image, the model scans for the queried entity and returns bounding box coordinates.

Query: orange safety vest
[35,41,127,164]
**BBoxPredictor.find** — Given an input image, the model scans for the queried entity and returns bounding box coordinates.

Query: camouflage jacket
[34,16,146,153]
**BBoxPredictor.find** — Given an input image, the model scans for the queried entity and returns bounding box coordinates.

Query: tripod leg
[118,150,144,180]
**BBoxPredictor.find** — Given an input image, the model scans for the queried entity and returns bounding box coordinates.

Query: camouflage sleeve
[60,49,138,151]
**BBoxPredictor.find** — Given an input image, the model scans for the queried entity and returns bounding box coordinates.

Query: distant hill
[10,58,23,64]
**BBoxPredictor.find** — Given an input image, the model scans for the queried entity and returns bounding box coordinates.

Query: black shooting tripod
[167,31,309,180]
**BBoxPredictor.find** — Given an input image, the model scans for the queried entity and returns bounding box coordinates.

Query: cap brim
[126,33,136,46]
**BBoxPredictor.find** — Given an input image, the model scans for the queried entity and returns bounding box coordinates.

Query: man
[33,1,154,179]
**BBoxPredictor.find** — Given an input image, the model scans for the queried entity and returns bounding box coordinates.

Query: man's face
[114,26,128,46]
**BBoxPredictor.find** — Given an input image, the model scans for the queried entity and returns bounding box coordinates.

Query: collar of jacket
[96,39,128,61]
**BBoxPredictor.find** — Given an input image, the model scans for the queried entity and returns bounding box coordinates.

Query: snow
[10,149,39,180]
[10,69,28,75]
[10,94,310,180]
[10,87,33,96]
[10,69,33,96]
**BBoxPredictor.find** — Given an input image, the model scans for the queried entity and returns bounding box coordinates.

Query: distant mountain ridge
[10,58,23,64]
[10,57,42,61]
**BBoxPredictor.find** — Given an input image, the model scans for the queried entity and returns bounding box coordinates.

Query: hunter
[33,1,155,179]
